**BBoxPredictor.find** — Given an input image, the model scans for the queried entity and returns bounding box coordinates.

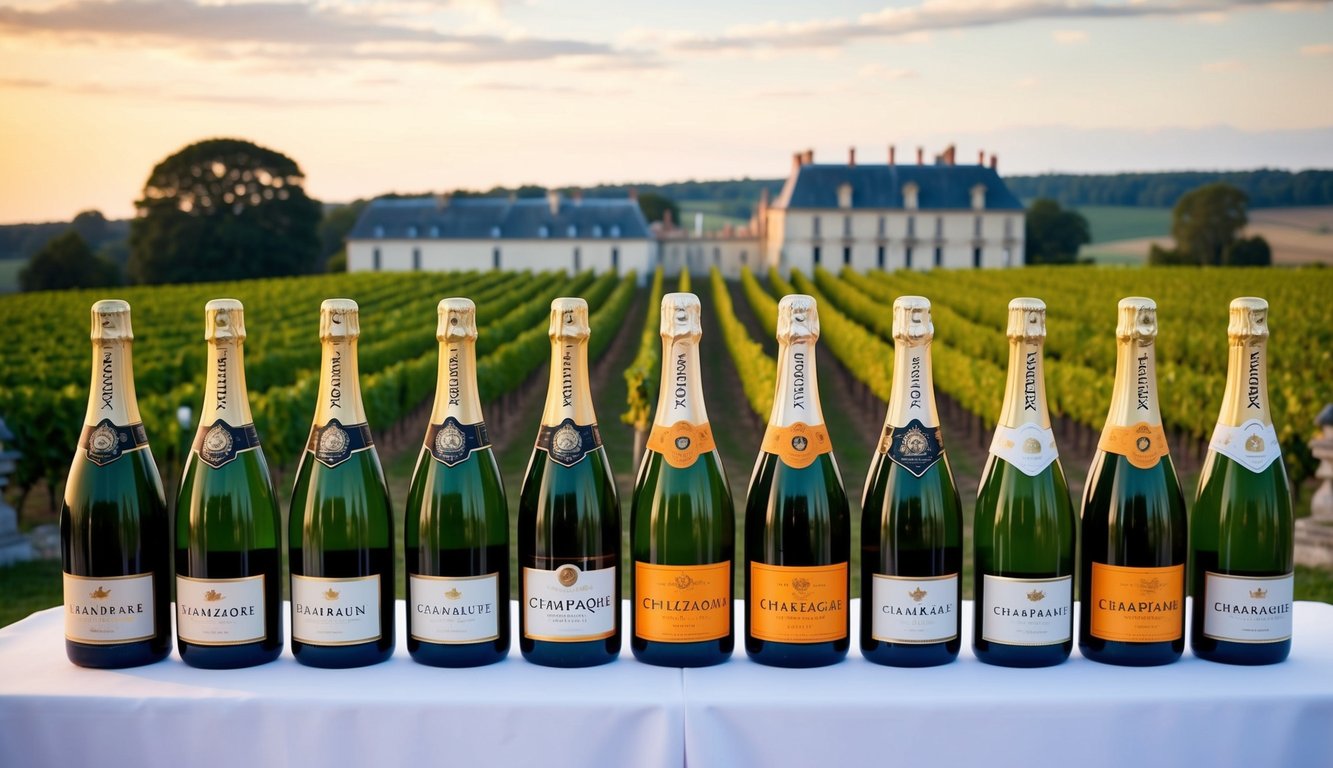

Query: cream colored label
[523,565,616,641]
[989,423,1059,476]
[981,575,1072,646]
[870,573,957,644]
[409,573,500,644]
[1209,420,1281,473]
[64,572,156,644]
[646,421,716,469]
[1099,422,1170,470]
[760,422,832,469]
[1202,572,1293,643]
[291,575,381,646]
[176,575,266,645]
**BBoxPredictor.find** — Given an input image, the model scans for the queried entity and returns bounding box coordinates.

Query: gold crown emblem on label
[1250,588,1268,599]
[791,577,811,594]
[1026,589,1045,602]
[1139,577,1161,593]
[1245,434,1265,453]
[445,587,462,600]
[90,586,111,600]
[908,587,928,603]
[204,590,225,602]
[1022,437,1041,455]
[675,574,694,590]
[324,588,340,600]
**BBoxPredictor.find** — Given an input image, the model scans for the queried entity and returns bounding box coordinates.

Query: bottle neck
[769,338,824,427]
[542,337,596,426]
[84,339,141,426]
[653,336,708,426]
[885,340,939,429]
[201,338,253,427]
[1218,337,1271,426]
[431,339,484,424]
[997,338,1051,429]
[1103,337,1162,428]
[314,337,366,425]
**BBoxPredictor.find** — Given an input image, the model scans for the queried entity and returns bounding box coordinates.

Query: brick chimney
[943,144,956,166]
[663,207,674,228]
[990,154,998,171]
[978,149,985,166]
[547,189,560,216]
[889,144,896,165]
[916,147,924,165]
[628,187,638,201]
[793,151,803,170]
[804,148,814,165]
[848,147,856,167]
[571,188,583,204]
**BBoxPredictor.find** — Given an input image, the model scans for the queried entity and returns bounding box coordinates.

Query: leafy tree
[317,200,368,264]
[129,138,321,284]
[326,250,347,273]
[1171,182,1247,266]
[70,210,110,246]
[1024,198,1090,264]
[1148,243,1193,266]
[637,192,680,225]
[1226,235,1272,266]
[19,231,120,291]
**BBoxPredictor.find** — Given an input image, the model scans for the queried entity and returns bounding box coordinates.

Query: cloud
[1201,58,1245,73]
[0,75,377,105]
[670,0,1330,53]
[1051,29,1088,44]
[1300,42,1333,56]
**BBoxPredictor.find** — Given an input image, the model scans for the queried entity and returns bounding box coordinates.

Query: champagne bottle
[175,300,283,669]
[973,298,1075,668]
[61,300,171,668]
[744,294,850,668]
[518,298,621,668]
[1191,297,1293,665]
[1079,297,1187,666]
[630,292,735,667]
[860,296,962,667]
[288,299,395,668]
[405,298,510,668]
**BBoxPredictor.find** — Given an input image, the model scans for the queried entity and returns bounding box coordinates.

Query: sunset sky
[1,0,1330,223]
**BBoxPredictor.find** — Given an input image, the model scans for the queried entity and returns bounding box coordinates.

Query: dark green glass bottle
[973,298,1076,669]
[61,300,171,669]
[405,298,510,668]
[175,299,283,669]
[630,292,735,667]
[1191,297,1293,665]
[745,294,850,669]
[1079,297,1187,667]
[861,297,962,668]
[518,298,621,668]
[289,299,395,669]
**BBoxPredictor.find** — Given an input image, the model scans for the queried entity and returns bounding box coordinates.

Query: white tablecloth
[3,600,1332,768]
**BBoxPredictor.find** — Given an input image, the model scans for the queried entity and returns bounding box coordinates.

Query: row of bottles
[59,291,1293,672]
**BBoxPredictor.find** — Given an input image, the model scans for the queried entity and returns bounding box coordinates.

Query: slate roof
[775,163,1024,211]
[348,196,651,240]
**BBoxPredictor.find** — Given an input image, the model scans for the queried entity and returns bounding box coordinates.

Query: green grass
[0,259,23,294]
[1075,205,1172,244]
[0,559,61,628]
[678,200,749,233]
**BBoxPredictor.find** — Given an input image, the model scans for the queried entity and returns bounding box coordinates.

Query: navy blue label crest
[307,419,374,468]
[80,419,149,467]
[425,417,489,467]
[885,419,944,478]
[193,420,261,469]
[535,419,601,467]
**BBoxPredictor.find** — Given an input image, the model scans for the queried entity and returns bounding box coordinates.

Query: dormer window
[429,225,440,238]
[538,225,549,238]
[592,225,603,238]
[373,225,384,238]
[971,183,987,211]
[567,224,578,238]
[902,182,919,211]
[406,225,418,238]
[837,183,853,209]
[490,225,502,238]
[610,225,620,238]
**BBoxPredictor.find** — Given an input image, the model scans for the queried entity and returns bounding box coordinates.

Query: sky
[0,0,1330,223]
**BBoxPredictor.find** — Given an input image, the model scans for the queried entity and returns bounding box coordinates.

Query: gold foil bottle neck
[1115,296,1158,343]
[90,299,132,341]
[204,298,246,342]
[549,297,590,341]
[1006,297,1046,342]
[776,294,819,343]
[892,295,933,345]
[660,292,702,341]
[319,298,360,340]
[1227,297,1269,340]
[437,297,477,342]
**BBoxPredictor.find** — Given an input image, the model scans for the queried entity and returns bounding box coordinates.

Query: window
[429,225,439,238]
[877,245,885,269]
[934,247,943,267]
[610,225,620,238]
[934,217,943,238]
[877,216,886,236]
[567,224,577,238]
[843,246,851,266]
[538,225,549,238]
[1004,217,1014,237]
[593,225,603,238]
[612,247,620,271]
[407,225,418,238]
[843,216,851,237]
[1005,247,1013,267]
[907,216,916,238]
[974,216,983,237]
[905,247,913,269]
[973,247,982,268]
[412,247,421,271]
[813,246,822,265]
[492,247,501,270]
[713,247,720,265]
[373,225,384,238]
[573,247,581,272]
[490,225,502,238]
[812,216,821,237]
[372,247,381,271]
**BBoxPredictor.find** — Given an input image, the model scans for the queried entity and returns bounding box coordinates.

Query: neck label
[880,418,944,477]
[646,421,715,469]
[307,419,374,468]
[1098,422,1169,470]
[194,420,261,469]
[988,423,1058,476]
[761,421,832,470]
[80,419,149,467]
[1209,419,1281,473]
[535,418,602,467]
[425,417,490,467]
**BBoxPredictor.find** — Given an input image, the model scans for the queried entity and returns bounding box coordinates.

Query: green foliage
[1025,199,1090,265]
[637,193,680,225]
[129,138,322,284]
[1007,170,1333,208]
[781,269,894,400]
[19,231,120,292]
[1148,243,1193,266]
[678,269,691,293]
[326,250,348,273]
[318,200,369,263]
[1170,182,1249,266]
[621,267,665,431]
[713,267,774,418]
[1226,236,1272,267]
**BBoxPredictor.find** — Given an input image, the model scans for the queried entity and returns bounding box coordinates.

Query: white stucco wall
[347,239,653,278]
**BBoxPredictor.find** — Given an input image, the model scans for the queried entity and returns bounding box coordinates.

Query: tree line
[1006,170,1333,209]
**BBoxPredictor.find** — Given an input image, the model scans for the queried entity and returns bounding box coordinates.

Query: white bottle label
[523,564,616,641]
[1202,572,1294,643]
[871,573,958,644]
[981,574,1072,646]
[291,574,382,646]
[176,575,266,646]
[1208,420,1282,473]
[989,423,1059,477]
[409,573,500,644]
[64,572,156,644]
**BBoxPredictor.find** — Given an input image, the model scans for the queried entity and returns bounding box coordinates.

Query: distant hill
[1005,170,1333,208]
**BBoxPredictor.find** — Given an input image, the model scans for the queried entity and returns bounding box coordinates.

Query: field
[0,259,22,294]
[1082,205,1333,265]
[1076,205,1173,243]
[2,264,1331,628]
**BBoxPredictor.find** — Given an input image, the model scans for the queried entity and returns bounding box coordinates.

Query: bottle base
[861,641,959,668]
[292,640,394,669]
[1079,639,1183,667]
[972,641,1071,668]
[179,641,283,670]
[521,638,619,668]
[631,638,733,668]
[1192,638,1290,666]
[409,640,509,668]
[745,639,847,668]
[66,639,171,669]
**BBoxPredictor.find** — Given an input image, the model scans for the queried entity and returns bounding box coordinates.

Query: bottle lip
[1115,296,1158,342]
[1006,297,1046,340]
[319,298,360,339]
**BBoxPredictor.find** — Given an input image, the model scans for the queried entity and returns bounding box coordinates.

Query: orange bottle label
[760,422,832,470]
[749,562,848,643]
[646,421,716,469]
[634,561,731,643]
[1098,422,1170,470]
[1089,562,1184,643]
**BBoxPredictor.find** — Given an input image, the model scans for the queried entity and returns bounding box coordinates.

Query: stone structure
[0,417,35,566]
[1296,404,1333,567]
